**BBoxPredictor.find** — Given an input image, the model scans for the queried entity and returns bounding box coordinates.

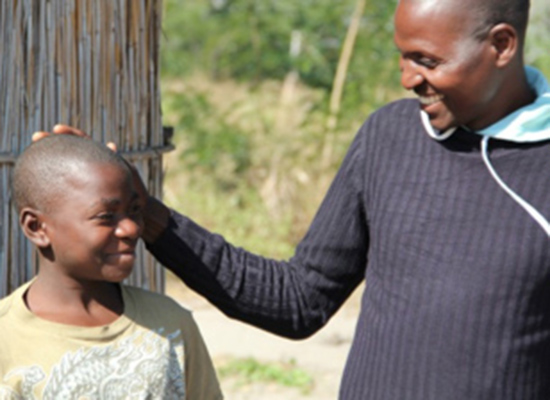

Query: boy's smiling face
[40,162,143,283]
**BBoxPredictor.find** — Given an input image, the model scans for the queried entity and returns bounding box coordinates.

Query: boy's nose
[116,216,143,239]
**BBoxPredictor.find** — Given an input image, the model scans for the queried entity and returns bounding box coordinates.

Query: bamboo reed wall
[0,0,171,297]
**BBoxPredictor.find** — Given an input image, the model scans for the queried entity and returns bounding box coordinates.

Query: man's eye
[417,58,437,68]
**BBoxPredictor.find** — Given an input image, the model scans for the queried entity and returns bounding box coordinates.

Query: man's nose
[400,57,424,90]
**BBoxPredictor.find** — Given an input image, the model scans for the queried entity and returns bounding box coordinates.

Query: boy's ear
[20,208,51,248]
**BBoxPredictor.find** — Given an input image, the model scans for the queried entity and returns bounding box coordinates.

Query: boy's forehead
[44,161,132,209]
[48,160,129,192]
[63,158,127,174]
[66,160,131,185]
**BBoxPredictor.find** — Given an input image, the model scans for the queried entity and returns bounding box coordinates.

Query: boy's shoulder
[0,293,11,318]
[0,281,31,319]
[121,284,193,321]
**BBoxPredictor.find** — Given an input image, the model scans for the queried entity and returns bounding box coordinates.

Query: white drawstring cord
[420,111,456,141]
[481,136,550,237]
[419,110,550,237]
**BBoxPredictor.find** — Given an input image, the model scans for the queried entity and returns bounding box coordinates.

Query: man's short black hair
[399,0,531,42]
[473,0,530,40]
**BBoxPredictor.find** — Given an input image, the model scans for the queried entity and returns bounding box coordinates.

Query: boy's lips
[106,249,136,260]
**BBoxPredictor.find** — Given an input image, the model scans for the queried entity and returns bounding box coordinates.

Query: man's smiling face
[394,0,505,132]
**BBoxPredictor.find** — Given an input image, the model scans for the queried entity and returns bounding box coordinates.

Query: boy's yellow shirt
[0,280,223,399]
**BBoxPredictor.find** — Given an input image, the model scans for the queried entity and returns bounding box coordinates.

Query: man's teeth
[418,94,444,106]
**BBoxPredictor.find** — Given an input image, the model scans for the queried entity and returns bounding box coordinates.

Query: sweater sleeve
[147,125,370,339]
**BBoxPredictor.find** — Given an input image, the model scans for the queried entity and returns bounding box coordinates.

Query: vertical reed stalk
[0,0,167,297]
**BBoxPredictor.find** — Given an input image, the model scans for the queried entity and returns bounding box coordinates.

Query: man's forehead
[395,0,478,33]
[394,0,482,55]
[397,0,473,15]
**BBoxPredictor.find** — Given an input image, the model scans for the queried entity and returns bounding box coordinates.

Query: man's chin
[428,115,457,133]
[421,109,458,134]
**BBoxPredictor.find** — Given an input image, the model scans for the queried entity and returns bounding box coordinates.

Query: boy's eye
[97,212,115,221]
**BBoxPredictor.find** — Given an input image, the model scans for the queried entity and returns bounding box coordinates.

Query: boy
[0,135,223,399]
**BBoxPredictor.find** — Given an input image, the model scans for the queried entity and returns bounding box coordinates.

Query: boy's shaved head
[13,135,129,213]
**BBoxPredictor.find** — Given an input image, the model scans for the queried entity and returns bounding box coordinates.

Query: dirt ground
[166,273,363,400]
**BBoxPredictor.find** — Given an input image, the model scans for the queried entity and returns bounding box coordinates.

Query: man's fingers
[33,125,118,153]
[32,131,50,142]
[33,124,89,143]
[106,142,118,152]
[52,124,89,138]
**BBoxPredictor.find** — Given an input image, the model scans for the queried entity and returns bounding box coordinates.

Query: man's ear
[20,208,51,248]
[489,23,519,68]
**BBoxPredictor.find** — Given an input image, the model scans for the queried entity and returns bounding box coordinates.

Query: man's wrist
[142,196,170,243]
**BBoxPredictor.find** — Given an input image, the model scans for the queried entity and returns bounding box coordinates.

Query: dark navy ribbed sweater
[148,99,550,399]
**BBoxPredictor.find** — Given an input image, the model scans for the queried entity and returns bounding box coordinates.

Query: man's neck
[499,63,537,117]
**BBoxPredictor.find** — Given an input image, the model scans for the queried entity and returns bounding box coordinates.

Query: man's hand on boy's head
[32,124,171,243]
[32,124,117,152]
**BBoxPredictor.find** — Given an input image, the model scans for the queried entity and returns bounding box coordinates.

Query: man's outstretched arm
[145,129,370,339]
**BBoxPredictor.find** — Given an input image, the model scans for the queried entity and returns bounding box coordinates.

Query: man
[42,0,550,398]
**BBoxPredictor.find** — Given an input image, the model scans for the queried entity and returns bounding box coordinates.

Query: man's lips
[418,93,444,106]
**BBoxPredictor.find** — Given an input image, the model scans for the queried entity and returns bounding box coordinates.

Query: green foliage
[526,1,550,77]
[161,0,550,117]
[217,357,314,394]
[161,0,400,96]
[163,86,251,188]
